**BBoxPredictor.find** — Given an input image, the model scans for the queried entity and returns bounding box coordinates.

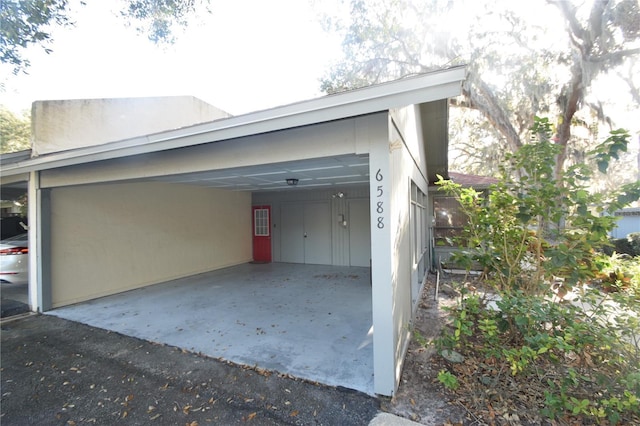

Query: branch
[618,69,640,104]
[552,0,588,44]
[588,48,640,65]
[551,0,608,55]
[461,76,523,153]
[390,32,420,67]
[587,0,607,42]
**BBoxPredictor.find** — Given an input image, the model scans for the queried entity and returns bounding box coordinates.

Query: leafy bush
[436,286,640,424]
[604,232,640,257]
[431,119,640,423]
[436,118,640,295]
[595,252,640,297]
[437,370,459,390]
[605,238,635,256]
[631,232,640,254]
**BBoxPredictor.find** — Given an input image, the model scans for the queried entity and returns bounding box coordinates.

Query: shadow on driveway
[1,315,379,425]
[1,282,29,318]
[1,299,29,318]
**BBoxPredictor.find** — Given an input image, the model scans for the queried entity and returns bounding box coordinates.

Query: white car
[0,233,28,285]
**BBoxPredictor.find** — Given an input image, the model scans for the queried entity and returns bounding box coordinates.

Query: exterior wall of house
[368,107,432,395]
[48,182,251,308]
[390,108,431,391]
[31,96,231,156]
[611,208,640,238]
[390,105,426,170]
[252,185,371,266]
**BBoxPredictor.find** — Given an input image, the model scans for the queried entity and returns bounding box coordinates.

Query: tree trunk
[554,61,583,180]
[550,0,608,180]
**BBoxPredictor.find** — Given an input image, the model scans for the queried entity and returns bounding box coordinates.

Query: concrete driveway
[48,263,375,395]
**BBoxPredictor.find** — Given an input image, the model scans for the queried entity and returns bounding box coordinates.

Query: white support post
[27,171,39,312]
[27,171,52,312]
[369,126,396,396]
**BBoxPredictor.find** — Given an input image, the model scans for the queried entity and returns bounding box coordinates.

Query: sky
[1,0,344,116]
[2,0,638,140]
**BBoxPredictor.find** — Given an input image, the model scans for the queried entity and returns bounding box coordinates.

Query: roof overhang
[0,66,466,178]
[0,149,31,167]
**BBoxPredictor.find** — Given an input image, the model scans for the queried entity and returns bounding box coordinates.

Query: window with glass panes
[254,208,269,236]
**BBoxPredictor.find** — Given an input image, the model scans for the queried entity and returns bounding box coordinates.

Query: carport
[40,150,377,392]
[0,66,466,396]
[42,151,377,393]
[49,263,375,393]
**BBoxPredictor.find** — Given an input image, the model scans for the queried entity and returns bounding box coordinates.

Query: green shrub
[603,235,640,257]
[437,119,640,295]
[595,252,640,297]
[437,369,459,390]
[435,286,640,424]
[630,232,640,254]
[432,119,640,423]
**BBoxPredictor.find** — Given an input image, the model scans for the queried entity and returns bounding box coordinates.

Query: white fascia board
[0,66,465,177]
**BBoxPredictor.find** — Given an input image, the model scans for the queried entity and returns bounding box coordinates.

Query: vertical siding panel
[253,185,369,267]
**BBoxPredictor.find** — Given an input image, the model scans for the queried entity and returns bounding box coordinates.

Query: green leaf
[597,160,608,174]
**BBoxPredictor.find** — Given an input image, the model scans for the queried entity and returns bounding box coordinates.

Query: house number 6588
[375,169,384,229]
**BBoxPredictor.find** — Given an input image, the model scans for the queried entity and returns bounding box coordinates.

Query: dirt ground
[384,273,471,425]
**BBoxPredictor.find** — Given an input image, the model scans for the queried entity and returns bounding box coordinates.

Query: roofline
[0,149,32,166]
[0,66,466,177]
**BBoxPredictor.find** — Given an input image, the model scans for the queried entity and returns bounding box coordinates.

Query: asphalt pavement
[1,313,420,425]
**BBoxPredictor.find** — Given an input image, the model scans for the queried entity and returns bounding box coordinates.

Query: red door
[252,205,272,262]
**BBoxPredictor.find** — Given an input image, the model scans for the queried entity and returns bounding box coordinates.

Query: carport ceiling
[149,154,370,191]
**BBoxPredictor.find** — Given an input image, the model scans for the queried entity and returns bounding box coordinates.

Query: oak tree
[0,105,30,153]
[320,0,640,183]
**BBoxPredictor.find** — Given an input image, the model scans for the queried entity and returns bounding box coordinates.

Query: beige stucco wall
[32,96,231,156]
[49,182,251,308]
